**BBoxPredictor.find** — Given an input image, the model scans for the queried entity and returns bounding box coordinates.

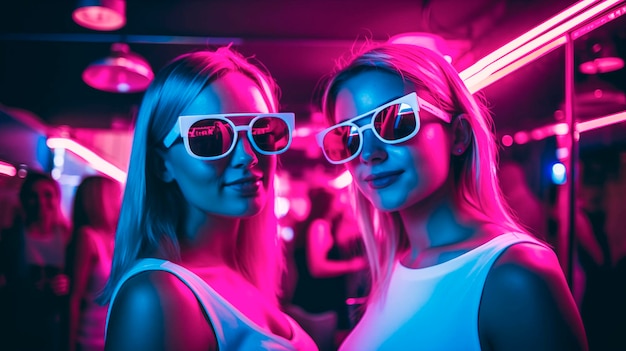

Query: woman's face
[333,70,452,212]
[161,72,276,218]
[26,180,60,221]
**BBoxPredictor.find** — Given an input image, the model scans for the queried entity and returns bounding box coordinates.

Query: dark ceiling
[1,0,591,125]
[1,0,625,174]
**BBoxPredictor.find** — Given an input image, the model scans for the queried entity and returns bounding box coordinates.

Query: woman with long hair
[316,42,587,350]
[0,171,71,351]
[68,175,121,351]
[100,47,316,351]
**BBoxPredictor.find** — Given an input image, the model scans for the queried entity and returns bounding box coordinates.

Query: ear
[153,149,175,183]
[450,114,472,156]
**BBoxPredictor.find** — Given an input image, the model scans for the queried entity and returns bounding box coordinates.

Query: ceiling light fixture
[72,0,126,31]
[82,43,154,93]
[579,37,624,74]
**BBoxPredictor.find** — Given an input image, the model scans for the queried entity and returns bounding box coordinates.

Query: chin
[363,188,408,212]
[372,199,404,213]
[226,199,267,218]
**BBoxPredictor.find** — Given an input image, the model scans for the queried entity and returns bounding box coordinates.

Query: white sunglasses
[163,112,295,160]
[316,92,451,164]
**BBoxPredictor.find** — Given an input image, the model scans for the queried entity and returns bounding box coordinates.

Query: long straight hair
[321,43,524,302]
[99,47,283,304]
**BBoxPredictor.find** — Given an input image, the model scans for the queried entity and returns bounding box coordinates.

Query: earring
[457,148,463,154]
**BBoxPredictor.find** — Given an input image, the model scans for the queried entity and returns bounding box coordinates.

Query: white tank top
[339,233,546,351]
[106,258,318,351]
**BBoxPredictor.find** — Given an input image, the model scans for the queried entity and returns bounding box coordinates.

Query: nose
[231,132,259,168]
[359,128,387,164]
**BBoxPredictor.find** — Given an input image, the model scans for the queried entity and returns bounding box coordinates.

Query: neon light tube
[461,0,624,93]
[0,160,17,177]
[460,0,597,80]
[466,0,621,90]
[578,111,626,132]
[502,110,626,145]
[47,137,127,183]
[467,36,567,92]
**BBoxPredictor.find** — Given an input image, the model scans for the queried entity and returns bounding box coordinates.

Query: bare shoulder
[478,241,588,351]
[106,270,216,351]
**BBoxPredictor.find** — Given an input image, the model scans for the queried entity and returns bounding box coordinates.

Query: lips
[224,175,263,194]
[363,170,404,189]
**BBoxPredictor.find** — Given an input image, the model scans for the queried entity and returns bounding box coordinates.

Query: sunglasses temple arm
[163,124,181,148]
[416,97,452,123]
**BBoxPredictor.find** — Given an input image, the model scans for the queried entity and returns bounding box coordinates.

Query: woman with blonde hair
[316,42,587,350]
[100,47,317,351]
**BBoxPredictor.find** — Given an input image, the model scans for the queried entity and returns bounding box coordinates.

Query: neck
[179,206,240,269]
[28,215,56,234]
[399,198,475,251]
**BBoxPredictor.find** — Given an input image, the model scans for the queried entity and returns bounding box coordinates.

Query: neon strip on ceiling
[459,0,598,80]
[0,160,17,177]
[46,137,126,183]
[45,1,625,184]
[331,0,625,186]
[461,0,625,93]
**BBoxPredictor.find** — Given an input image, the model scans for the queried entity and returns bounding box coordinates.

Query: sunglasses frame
[163,112,295,160]
[316,92,452,164]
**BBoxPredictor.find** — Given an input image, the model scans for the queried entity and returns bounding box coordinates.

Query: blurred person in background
[67,175,121,351]
[0,170,72,351]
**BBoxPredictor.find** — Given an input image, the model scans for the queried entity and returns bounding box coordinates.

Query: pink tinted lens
[187,119,235,157]
[373,103,417,141]
[251,116,291,153]
[322,125,360,162]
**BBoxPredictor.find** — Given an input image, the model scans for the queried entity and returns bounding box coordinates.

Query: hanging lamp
[82,43,154,93]
[72,0,126,31]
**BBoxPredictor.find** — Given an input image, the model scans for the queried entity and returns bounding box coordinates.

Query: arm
[306,218,367,278]
[68,228,97,351]
[105,270,217,351]
[478,243,588,351]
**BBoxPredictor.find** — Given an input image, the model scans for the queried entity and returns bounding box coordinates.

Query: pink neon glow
[556,147,570,160]
[578,111,626,132]
[46,137,126,183]
[503,111,626,147]
[461,0,622,93]
[513,131,530,145]
[279,226,294,242]
[460,0,597,80]
[554,123,569,135]
[579,57,625,74]
[501,135,514,146]
[571,4,626,39]
[293,127,314,137]
[0,161,17,177]
[72,6,125,31]
[465,37,566,92]
[330,170,353,189]
[275,196,290,218]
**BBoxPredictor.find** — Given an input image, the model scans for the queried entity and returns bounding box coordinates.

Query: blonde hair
[321,42,524,302]
[100,47,283,304]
